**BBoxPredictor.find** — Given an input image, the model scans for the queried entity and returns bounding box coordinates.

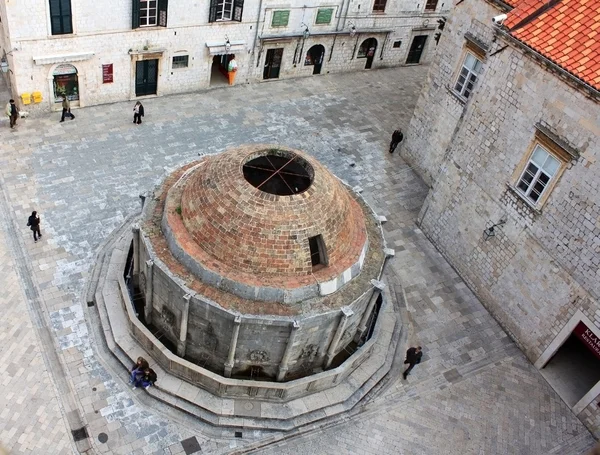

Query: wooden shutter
[233,0,244,22]
[60,0,73,33]
[425,0,438,10]
[315,8,333,24]
[271,10,289,27]
[132,0,140,29]
[158,0,168,26]
[372,0,386,11]
[208,0,218,22]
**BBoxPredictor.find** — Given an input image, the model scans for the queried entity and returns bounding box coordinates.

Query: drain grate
[98,432,108,443]
[181,436,202,454]
[87,300,95,307]
[235,432,243,438]
[71,427,88,442]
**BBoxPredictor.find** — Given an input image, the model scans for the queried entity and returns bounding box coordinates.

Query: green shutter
[315,8,333,24]
[271,10,290,27]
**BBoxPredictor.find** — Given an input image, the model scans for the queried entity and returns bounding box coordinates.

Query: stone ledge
[91,225,399,430]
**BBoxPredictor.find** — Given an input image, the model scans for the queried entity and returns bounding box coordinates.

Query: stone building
[402,0,600,436]
[0,0,448,112]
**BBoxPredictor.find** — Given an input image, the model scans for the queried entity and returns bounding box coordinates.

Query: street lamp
[301,23,310,39]
[0,59,8,73]
[348,21,357,37]
[225,36,231,53]
[483,219,506,241]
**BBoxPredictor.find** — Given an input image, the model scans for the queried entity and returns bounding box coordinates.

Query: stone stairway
[86,217,404,431]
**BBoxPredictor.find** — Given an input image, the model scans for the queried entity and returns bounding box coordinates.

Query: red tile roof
[504,0,600,91]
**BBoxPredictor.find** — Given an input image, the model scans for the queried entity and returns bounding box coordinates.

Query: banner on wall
[573,321,600,360]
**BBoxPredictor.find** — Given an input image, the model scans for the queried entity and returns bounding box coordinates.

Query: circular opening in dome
[243,150,314,196]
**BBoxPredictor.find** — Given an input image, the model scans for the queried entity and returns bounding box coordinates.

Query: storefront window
[53,64,79,102]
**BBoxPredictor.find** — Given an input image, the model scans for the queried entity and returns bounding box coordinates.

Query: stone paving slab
[0,66,596,454]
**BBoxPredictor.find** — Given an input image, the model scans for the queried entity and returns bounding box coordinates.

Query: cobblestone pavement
[0,66,596,455]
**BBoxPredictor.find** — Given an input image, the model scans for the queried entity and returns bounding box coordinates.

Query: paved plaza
[0,67,597,455]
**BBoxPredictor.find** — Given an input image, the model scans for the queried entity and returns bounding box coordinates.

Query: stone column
[277,321,300,382]
[324,307,354,369]
[224,316,242,378]
[354,279,386,343]
[144,260,154,325]
[132,224,140,287]
[177,294,191,357]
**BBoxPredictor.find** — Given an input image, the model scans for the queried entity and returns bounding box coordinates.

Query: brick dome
[160,145,371,302]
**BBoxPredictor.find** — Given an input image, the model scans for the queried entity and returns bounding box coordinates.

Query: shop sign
[53,64,77,75]
[573,321,600,360]
[102,64,113,83]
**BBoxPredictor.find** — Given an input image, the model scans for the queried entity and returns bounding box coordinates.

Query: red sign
[102,64,113,84]
[573,321,600,360]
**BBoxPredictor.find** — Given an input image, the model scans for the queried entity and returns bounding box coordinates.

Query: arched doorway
[357,38,378,69]
[52,64,79,105]
[305,45,325,75]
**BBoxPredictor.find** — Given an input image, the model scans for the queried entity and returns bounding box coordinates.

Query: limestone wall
[403,0,600,435]
[3,0,448,111]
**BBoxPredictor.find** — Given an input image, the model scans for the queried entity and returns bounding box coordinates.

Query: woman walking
[133,101,144,124]
[27,211,42,243]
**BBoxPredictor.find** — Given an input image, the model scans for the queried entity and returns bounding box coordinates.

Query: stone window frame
[372,0,387,13]
[449,35,487,103]
[509,127,576,210]
[452,49,483,101]
[172,55,189,70]
[425,0,439,11]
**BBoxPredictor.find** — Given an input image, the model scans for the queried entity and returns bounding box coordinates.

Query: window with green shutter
[315,8,333,25]
[271,10,290,27]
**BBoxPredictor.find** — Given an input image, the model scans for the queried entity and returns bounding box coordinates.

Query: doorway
[541,324,600,407]
[263,48,283,80]
[210,54,230,86]
[305,45,325,75]
[358,38,378,69]
[406,35,428,64]
[135,59,158,96]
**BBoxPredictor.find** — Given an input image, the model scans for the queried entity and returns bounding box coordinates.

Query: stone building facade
[402,0,600,437]
[0,0,448,112]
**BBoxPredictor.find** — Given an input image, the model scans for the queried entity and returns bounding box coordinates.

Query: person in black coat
[402,346,423,379]
[389,128,404,153]
[27,211,42,242]
[133,101,145,124]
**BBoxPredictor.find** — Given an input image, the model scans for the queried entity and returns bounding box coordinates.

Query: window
[209,0,243,22]
[49,0,73,35]
[132,0,168,28]
[393,40,402,48]
[516,145,561,204]
[271,10,290,27]
[172,55,189,69]
[425,0,438,10]
[308,235,327,270]
[454,52,482,99]
[373,0,387,12]
[315,8,333,24]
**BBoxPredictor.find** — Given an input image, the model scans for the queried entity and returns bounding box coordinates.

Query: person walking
[402,345,423,379]
[133,101,144,124]
[6,99,19,129]
[227,55,238,86]
[389,128,404,153]
[60,96,75,122]
[27,210,42,243]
